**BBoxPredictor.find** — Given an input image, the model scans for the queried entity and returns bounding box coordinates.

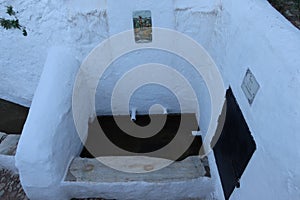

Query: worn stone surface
[0,132,7,144]
[0,167,107,200]
[0,168,28,200]
[0,168,108,200]
[0,134,20,156]
[67,156,209,183]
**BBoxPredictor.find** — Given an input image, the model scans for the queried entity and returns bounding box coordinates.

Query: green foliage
[6,6,16,16]
[0,6,27,36]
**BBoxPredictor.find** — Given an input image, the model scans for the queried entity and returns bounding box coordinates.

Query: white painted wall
[207,0,300,199]
[6,1,224,199]
[0,0,108,106]
[1,0,300,199]
[15,47,82,199]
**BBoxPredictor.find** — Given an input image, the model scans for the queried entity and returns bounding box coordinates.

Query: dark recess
[213,88,256,200]
[80,114,202,161]
[0,98,29,134]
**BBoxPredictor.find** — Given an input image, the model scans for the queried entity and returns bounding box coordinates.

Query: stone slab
[66,156,208,183]
[0,134,20,156]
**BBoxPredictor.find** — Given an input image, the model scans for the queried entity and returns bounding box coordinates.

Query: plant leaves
[22,29,27,36]
[6,6,16,16]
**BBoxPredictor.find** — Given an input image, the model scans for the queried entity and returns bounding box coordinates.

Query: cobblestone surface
[0,168,28,200]
[0,168,107,200]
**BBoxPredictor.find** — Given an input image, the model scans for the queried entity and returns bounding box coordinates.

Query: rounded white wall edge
[15,46,81,200]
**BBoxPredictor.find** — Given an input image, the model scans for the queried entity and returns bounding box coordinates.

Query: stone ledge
[0,134,20,156]
[66,156,209,183]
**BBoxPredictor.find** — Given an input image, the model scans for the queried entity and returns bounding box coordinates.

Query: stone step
[0,132,20,156]
[66,156,210,183]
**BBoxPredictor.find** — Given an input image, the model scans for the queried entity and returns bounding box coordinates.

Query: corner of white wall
[210,0,300,199]
[15,46,81,200]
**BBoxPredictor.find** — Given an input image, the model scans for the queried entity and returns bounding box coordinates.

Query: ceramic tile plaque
[133,10,152,43]
[241,69,260,105]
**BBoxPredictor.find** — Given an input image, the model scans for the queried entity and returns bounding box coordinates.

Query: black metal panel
[213,88,256,200]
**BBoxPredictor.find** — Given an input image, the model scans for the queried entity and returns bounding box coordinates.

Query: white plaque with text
[241,69,260,105]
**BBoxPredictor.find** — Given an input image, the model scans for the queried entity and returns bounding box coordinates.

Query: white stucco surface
[208,1,300,200]
[15,47,82,199]
[1,0,300,199]
[0,0,108,106]
[13,45,224,199]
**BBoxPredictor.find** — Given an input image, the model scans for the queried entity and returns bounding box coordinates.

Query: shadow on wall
[80,114,203,162]
[0,99,29,134]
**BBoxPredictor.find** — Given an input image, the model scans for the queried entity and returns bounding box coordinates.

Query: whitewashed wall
[15,47,82,199]
[0,0,108,106]
[1,0,300,199]
[208,0,300,199]
[0,0,218,133]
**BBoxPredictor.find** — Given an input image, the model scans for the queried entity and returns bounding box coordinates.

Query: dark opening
[0,98,29,134]
[80,114,202,161]
[213,88,256,200]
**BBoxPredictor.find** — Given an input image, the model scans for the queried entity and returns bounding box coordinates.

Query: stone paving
[0,167,106,200]
[0,168,28,200]
[0,131,105,200]
[0,133,20,156]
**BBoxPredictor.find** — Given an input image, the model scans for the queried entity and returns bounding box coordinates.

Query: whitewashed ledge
[62,156,218,200]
